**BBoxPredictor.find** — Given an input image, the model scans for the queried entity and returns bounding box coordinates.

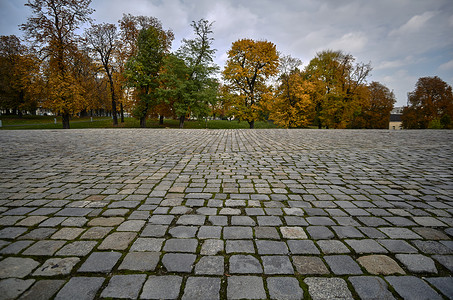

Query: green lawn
[0,115,277,130]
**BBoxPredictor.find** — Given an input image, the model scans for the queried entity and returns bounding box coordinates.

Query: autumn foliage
[1,0,450,129]
[402,76,453,129]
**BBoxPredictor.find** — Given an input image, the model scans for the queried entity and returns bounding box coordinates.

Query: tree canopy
[1,1,450,130]
[402,76,453,129]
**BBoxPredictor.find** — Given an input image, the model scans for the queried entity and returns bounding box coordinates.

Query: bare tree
[85,23,119,125]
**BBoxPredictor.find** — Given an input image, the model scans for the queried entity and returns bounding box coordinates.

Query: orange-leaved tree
[20,0,94,129]
[402,76,453,129]
[222,39,279,129]
[0,35,42,115]
[350,81,395,128]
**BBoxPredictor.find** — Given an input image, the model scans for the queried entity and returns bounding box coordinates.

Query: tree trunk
[179,115,185,128]
[140,116,146,128]
[120,103,124,123]
[62,113,70,129]
[108,74,118,126]
[112,100,118,126]
[159,115,164,125]
[248,120,255,129]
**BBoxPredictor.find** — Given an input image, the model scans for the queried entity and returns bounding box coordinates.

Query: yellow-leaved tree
[222,39,279,129]
[268,55,314,128]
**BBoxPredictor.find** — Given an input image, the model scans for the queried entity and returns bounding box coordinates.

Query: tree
[268,55,314,128]
[222,39,279,128]
[20,0,94,128]
[0,35,41,115]
[355,81,395,129]
[117,14,174,123]
[173,19,218,128]
[85,23,119,125]
[402,76,453,129]
[124,22,173,127]
[305,50,372,128]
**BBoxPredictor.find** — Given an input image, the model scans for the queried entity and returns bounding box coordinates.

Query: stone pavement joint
[0,129,452,299]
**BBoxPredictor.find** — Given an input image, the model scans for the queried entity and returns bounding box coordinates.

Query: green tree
[174,19,219,128]
[402,76,453,129]
[124,23,173,127]
[222,39,279,128]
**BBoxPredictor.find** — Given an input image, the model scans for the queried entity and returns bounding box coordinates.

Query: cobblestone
[0,129,452,299]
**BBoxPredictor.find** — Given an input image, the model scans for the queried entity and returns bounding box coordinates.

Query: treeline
[1,0,451,129]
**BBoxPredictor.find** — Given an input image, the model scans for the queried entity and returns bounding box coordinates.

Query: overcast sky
[1,0,452,106]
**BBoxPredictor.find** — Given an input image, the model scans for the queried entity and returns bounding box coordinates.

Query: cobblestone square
[0,129,452,299]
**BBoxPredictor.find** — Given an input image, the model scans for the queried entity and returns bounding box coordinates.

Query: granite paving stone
[0,278,35,300]
[432,255,453,272]
[0,227,28,239]
[378,239,419,253]
[287,240,320,254]
[18,279,65,300]
[385,276,443,300]
[79,226,112,239]
[33,257,80,276]
[118,251,160,271]
[194,255,224,275]
[141,275,182,299]
[77,251,121,273]
[267,277,304,300]
[226,240,255,253]
[292,256,329,274]
[200,239,224,255]
[345,239,388,253]
[22,240,65,256]
[182,277,221,300]
[55,240,97,256]
[197,226,221,239]
[306,226,335,239]
[0,240,33,254]
[254,226,280,239]
[97,232,136,250]
[256,240,289,255]
[395,254,438,273]
[426,277,453,299]
[227,276,266,299]
[100,274,146,299]
[0,257,39,278]
[162,253,196,272]
[1,129,453,300]
[141,224,168,237]
[229,254,263,273]
[304,277,353,300]
[349,276,395,300]
[163,238,198,252]
[411,240,453,254]
[223,226,253,239]
[357,255,405,275]
[262,255,294,274]
[54,276,105,300]
[317,240,350,254]
[325,255,363,275]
